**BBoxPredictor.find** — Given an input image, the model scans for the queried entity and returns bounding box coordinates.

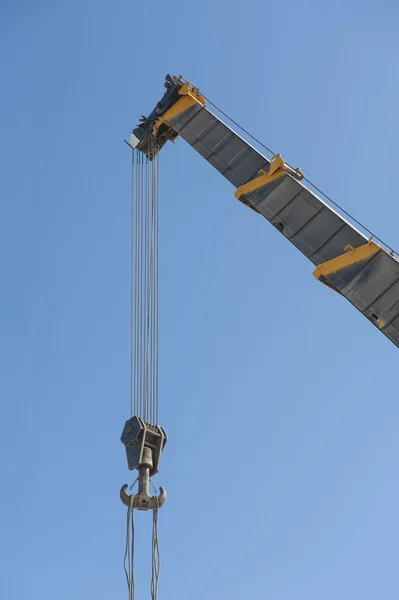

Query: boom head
[127,74,205,159]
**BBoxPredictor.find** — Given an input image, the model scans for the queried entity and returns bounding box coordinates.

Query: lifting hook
[120,446,167,511]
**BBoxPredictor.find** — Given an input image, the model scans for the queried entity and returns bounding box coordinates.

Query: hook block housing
[121,416,167,476]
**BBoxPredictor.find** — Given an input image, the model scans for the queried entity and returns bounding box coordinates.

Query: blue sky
[1,1,399,598]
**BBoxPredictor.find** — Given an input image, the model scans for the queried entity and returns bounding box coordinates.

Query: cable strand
[151,508,160,600]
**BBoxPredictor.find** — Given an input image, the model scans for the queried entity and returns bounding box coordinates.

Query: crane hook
[120,446,167,511]
[120,483,167,510]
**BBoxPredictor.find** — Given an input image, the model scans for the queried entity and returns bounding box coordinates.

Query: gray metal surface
[121,416,167,475]
[120,447,167,510]
[167,105,399,348]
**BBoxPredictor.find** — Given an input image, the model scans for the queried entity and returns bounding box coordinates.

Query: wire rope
[129,145,160,424]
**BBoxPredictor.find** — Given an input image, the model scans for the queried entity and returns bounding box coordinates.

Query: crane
[120,74,399,599]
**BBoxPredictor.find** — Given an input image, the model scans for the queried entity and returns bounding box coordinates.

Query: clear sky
[1,1,399,599]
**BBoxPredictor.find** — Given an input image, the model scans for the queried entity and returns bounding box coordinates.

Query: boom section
[128,75,399,349]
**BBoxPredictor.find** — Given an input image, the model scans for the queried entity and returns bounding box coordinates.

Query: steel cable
[130,146,160,424]
[126,142,161,600]
[130,152,136,416]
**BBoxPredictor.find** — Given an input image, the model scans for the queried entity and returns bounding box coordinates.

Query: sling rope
[151,509,160,600]
[123,487,160,600]
[125,140,161,600]
[124,495,135,600]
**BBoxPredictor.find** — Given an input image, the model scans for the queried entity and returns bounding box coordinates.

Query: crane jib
[128,75,399,349]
